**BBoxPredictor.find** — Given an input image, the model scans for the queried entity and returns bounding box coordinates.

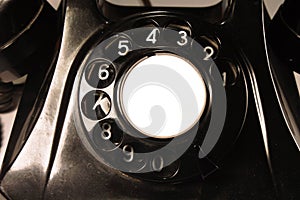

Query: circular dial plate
[74,15,248,182]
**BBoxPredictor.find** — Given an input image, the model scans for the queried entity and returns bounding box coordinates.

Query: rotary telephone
[0,0,299,199]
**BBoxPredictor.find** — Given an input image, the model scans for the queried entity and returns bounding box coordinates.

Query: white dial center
[120,54,207,139]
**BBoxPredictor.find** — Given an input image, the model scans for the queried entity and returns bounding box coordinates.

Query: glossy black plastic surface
[0,0,299,199]
[268,0,300,72]
[0,0,60,77]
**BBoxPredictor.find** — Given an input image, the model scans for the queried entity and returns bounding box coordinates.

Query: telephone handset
[0,0,62,113]
[0,0,299,199]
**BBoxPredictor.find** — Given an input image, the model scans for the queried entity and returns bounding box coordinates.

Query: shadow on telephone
[0,0,299,199]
